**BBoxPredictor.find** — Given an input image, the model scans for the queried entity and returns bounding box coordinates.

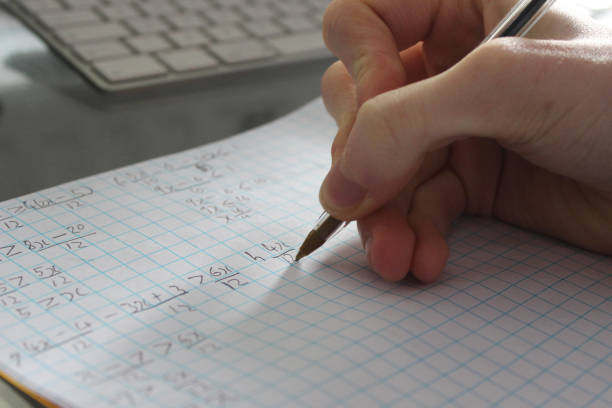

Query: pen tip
[294,229,326,263]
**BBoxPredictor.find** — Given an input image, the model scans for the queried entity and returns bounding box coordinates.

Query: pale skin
[318,0,612,283]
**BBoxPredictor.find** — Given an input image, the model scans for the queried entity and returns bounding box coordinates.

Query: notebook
[0,99,610,408]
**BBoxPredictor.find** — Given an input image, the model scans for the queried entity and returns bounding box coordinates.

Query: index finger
[322,0,479,102]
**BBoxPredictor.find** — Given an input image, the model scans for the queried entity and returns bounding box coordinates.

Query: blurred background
[0,0,611,202]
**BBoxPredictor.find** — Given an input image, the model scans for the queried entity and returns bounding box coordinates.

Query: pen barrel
[483,0,556,42]
[314,213,348,240]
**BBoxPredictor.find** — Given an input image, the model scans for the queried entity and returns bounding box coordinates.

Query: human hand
[318,0,612,282]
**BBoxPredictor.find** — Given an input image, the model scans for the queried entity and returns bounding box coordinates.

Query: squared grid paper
[0,99,610,408]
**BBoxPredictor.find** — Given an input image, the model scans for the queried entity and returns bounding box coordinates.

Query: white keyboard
[4,0,331,91]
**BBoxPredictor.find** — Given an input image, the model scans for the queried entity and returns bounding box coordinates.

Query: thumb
[319,37,611,220]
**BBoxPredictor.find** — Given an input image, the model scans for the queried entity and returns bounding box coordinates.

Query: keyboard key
[309,0,332,13]
[63,0,98,7]
[137,1,179,16]
[158,48,218,72]
[217,0,249,7]
[268,31,325,54]
[125,17,169,34]
[242,20,284,37]
[240,5,278,20]
[126,35,172,53]
[97,5,140,21]
[166,13,205,30]
[277,16,319,32]
[38,9,101,28]
[275,3,313,16]
[209,40,276,64]
[166,30,211,47]
[94,55,167,82]
[73,40,131,61]
[56,23,129,44]
[311,11,324,26]
[205,24,248,42]
[174,0,216,12]
[204,9,243,24]
[310,0,333,7]
[21,0,64,13]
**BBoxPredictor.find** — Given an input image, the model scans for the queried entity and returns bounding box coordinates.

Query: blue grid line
[0,110,340,406]
[1,191,326,380]
[0,201,124,406]
[65,159,314,404]
[25,181,280,404]
[109,223,400,404]
[388,220,612,408]
[52,145,350,406]
[172,218,612,406]
[0,183,235,406]
[358,220,612,408]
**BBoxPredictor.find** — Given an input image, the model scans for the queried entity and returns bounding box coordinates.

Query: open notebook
[0,99,610,408]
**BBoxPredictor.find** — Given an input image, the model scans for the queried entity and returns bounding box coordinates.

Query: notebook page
[0,99,610,408]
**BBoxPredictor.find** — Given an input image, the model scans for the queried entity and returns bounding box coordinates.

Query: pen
[295,0,557,262]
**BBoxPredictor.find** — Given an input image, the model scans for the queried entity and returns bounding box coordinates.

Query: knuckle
[331,134,345,158]
[466,38,523,78]
[321,61,347,95]
[359,96,399,151]
[321,61,357,127]
[457,38,570,146]
[321,62,339,102]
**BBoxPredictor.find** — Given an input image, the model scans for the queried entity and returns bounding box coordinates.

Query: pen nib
[294,230,325,263]
[294,249,306,262]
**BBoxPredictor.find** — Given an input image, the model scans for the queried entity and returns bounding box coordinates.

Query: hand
[318,0,612,283]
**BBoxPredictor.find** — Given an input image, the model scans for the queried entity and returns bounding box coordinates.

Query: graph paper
[0,99,610,408]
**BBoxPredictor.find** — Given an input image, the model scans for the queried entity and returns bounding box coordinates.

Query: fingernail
[323,164,367,210]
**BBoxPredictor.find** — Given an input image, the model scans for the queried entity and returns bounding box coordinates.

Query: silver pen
[296,0,557,262]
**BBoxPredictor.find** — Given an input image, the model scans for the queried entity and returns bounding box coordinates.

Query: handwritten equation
[0,223,95,263]
[112,147,277,225]
[0,187,93,233]
[0,124,330,408]
[0,191,292,408]
[112,148,232,195]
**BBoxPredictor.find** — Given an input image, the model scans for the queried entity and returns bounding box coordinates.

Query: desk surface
[0,5,332,406]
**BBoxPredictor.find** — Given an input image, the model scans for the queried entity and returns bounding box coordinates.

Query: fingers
[319,64,448,218]
[322,0,443,102]
[357,168,466,283]
[321,61,358,161]
[320,37,612,220]
[407,169,466,283]
[357,202,416,282]
[322,46,429,162]
[321,61,357,129]
[494,152,612,255]
[323,0,597,102]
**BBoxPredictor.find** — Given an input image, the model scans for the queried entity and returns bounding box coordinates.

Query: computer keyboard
[4,0,331,91]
